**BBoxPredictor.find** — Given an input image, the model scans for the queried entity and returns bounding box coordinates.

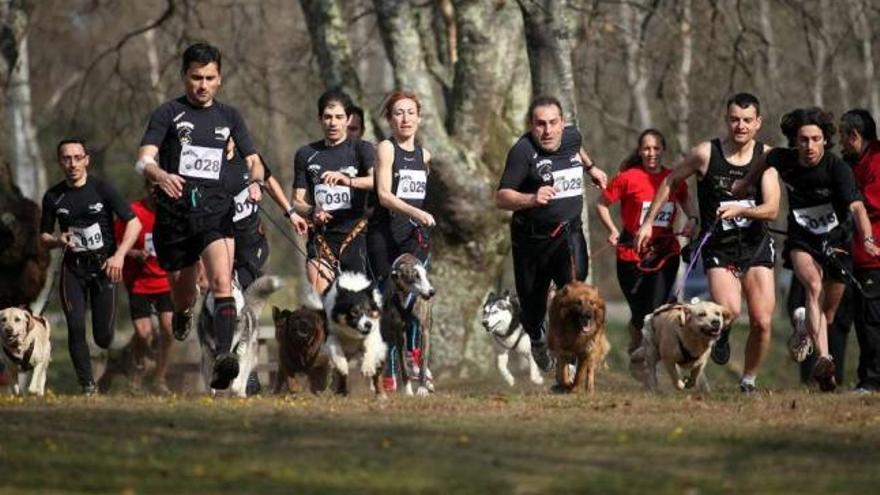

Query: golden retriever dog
[272,291,330,395]
[547,282,609,394]
[631,299,731,393]
[0,307,51,396]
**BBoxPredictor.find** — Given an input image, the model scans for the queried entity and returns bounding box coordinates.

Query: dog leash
[258,205,337,285]
[671,218,719,302]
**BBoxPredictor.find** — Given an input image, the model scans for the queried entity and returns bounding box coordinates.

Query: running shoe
[812,356,837,392]
[382,376,397,393]
[81,381,97,396]
[210,352,240,390]
[710,328,731,365]
[172,309,193,341]
[788,307,813,363]
[530,340,555,373]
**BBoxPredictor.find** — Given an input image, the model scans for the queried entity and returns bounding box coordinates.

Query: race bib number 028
[70,223,104,252]
[233,187,258,222]
[639,201,675,227]
[315,184,352,211]
[793,203,839,235]
[179,145,222,180]
[396,169,427,200]
[719,199,755,231]
[551,167,583,199]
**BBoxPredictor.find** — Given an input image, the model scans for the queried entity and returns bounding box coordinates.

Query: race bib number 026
[640,201,675,227]
[793,203,839,234]
[315,184,352,211]
[70,223,104,252]
[719,199,755,231]
[396,169,427,200]
[233,187,258,222]
[179,145,222,180]
[551,167,583,199]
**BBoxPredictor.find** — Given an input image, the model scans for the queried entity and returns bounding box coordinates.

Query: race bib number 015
[640,201,674,227]
[396,169,427,200]
[551,167,583,199]
[793,203,839,234]
[179,145,222,180]
[719,199,755,231]
[233,187,258,222]
[70,223,104,252]
[315,184,352,211]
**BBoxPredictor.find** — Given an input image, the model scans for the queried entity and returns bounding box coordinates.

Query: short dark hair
[317,88,353,117]
[726,92,761,116]
[840,109,878,142]
[350,105,365,123]
[182,42,222,74]
[56,138,89,158]
[528,96,564,122]
[780,107,837,149]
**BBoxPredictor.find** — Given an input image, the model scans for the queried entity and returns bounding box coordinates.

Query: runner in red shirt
[115,183,174,394]
[596,129,697,355]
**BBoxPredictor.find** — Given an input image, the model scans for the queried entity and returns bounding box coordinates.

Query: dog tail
[302,288,323,312]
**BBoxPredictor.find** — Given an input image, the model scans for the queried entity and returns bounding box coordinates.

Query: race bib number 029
[793,203,839,234]
[551,167,583,199]
[639,201,674,227]
[179,145,222,180]
[70,223,104,252]
[396,169,427,200]
[315,184,352,211]
[233,187,258,222]
[719,199,755,231]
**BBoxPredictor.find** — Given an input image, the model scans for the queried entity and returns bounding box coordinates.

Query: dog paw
[529,375,544,386]
[503,377,516,387]
[674,379,686,390]
[683,377,695,389]
[404,381,414,396]
[416,386,430,397]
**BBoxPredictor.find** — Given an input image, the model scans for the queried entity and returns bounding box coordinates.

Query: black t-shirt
[40,176,135,259]
[767,148,860,243]
[498,126,584,226]
[293,138,375,233]
[140,96,256,191]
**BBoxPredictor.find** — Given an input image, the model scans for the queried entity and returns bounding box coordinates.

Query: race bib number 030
[719,199,755,231]
[233,187,258,222]
[70,223,104,252]
[640,201,674,227]
[793,203,839,234]
[179,145,222,180]
[396,169,427,200]
[315,184,352,211]
[551,167,583,199]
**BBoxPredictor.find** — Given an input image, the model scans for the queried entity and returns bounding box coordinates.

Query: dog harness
[3,341,35,372]
[651,303,699,366]
[492,310,525,351]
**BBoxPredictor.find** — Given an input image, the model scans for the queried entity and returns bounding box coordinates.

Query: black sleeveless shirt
[696,139,767,245]
[369,139,429,242]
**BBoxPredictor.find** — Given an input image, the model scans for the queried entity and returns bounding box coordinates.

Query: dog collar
[3,341,35,372]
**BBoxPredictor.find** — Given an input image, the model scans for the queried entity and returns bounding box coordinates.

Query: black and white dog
[321,271,386,396]
[198,275,283,397]
[481,291,544,387]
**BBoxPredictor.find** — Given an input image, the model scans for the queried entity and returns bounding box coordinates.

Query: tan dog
[0,307,51,396]
[272,291,330,395]
[547,282,609,394]
[631,299,731,392]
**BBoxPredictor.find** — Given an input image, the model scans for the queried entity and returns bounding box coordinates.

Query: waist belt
[512,216,582,238]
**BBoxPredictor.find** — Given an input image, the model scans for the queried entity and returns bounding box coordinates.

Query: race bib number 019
[639,201,674,227]
[70,223,104,252]
[551,167,583,199]
[396,169,427,200]
[233,187,258,222]
[719,199,755,231]
[315,184,352,211]
[179,145,222,180]
[793,203,839,234]
[144,233,156,257]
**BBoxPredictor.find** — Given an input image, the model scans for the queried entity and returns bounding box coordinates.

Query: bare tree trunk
[809,0,830,107]
[846,0,880,116]
[144,28,166,106]
[675,0,692,153]
[617,0,653,129]
[758,0,779,100]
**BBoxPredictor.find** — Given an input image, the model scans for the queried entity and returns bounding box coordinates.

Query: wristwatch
[285,206,297,218]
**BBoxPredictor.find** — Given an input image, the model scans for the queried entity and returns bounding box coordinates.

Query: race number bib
[70,223,104,252]
[179,145,222,180]
[793,203,839,234]
[144,233,156,257]
[315,184,352,211]
[640,201,674,227]
[396,169,427,200]
[551,167,583,199]
[233,187,258,222]
[719,200,755,231]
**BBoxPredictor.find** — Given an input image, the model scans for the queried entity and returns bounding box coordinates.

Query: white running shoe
[788,307,813,363]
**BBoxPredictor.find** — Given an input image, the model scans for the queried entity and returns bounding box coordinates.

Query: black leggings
[60,263,117,386]
[234,234,269,290]
[366,222,427,284]
[512,224,589,341]
[617,256,680,329]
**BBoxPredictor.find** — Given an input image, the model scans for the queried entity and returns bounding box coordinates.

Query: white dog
[0,307,51,396]
[481,291,543,387]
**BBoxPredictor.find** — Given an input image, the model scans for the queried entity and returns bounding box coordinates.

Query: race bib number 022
[315,184,352,211]
[396,169,427,200]
[793,203,839,235]
[551,167,583,199]
[70,223,104,252]
[179,145,222,180]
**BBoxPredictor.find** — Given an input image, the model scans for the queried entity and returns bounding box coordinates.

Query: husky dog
[322,271,386,397]
[481,291,543,387]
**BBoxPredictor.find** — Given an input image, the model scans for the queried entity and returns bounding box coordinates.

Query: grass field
[2,319,879,494]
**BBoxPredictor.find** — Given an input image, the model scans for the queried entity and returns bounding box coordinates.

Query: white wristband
[135,156,157,175]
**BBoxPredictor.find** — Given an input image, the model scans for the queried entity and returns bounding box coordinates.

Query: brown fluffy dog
[272,301,330,395]
[631,299,731,392]
[547,282,609,393]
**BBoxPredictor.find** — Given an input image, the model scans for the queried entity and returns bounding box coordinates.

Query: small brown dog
[631,299,731,392]
[272,294,330,395]
[547,282,609,394]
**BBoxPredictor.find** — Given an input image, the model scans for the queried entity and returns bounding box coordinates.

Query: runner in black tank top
[635,93,780,392]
